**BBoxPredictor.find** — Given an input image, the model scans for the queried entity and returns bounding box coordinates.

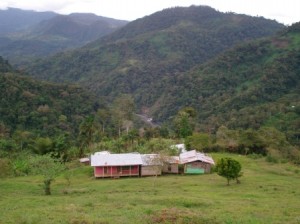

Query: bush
[12,159,30,176]
[215,157,242,185]
[0,158,12,177]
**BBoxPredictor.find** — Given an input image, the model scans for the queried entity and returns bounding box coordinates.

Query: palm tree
[78,116,95,157]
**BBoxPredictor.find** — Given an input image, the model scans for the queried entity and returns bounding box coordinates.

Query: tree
[126,129,139,147]
[185,132,213,151]
[111,95,135,137]
[173,107,196,138]
[52,134,70,162]
[29,154,65,195]
[238,129,266,155]
[78,115,96,157]
[216,126,239,152]
[0,122,10,138]
[13,130,33,151]
[96,108,111,135]
[33,137,53,155]
[215,157,242,185]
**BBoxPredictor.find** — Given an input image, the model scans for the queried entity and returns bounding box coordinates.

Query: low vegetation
[0,154,300,223]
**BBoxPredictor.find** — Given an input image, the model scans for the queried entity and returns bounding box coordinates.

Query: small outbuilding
[90,153,143,178]
[180,150,215,174]
[162,156,180,174]
[141,154,163,176]
[79,157,90,165]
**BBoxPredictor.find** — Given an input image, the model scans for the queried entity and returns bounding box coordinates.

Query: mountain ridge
[0,7,57,34]
[25,6,285,112]
[0,8,128,65]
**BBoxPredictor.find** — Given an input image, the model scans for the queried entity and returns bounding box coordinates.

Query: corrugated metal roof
[79,158,90,163]
[196,153,215,165]
[179,150,197,163]
[164,156,180,164]
[91,153,143,166]
[179,150,215,165]
[141,154,163,166]
[94,151,110,155]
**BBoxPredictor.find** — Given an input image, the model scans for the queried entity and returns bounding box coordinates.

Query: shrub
[215,157,242,185]
[0,158,12,177]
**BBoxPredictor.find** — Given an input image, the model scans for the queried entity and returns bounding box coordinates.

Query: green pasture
[1,154,300,224]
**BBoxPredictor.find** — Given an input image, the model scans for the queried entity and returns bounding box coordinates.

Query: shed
[141,154,163,176]
[91,153,143,178]
[162,156,179,174]
[180,150,215,174]
[79,157,90,165]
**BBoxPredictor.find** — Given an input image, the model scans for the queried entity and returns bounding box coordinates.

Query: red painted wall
[94,165,139,177]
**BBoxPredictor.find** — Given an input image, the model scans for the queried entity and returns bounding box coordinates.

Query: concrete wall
[162,163,179,174]
[141,165,162,176]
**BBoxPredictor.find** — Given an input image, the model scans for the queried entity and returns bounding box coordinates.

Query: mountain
[29,13,128,42]
[0,7,57,35]
[0,56,99,138]
[0,9,128,65]
[26,6,284,113]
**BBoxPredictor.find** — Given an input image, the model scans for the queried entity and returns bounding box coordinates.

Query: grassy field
[0,153,300,224]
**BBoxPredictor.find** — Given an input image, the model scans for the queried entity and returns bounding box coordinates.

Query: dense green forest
[26,6,283,100]
[0,57,103,159]
[23,7,298,145]
[0,7,299,172]
[1,53,299,165]
[157,23,300,139]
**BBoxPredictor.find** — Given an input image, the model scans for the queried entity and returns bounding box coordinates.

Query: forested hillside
[25,16,299,147]
[1,6,298,163]
[0,56,99,139]
[162,22,300,145]
[26,6,284,104]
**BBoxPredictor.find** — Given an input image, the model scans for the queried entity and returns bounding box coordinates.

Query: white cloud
[0,0,299,24]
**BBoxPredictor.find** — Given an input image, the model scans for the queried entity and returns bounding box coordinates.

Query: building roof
[141,154,163,166]
[179,150,215,165]
[93,151,110,155]
[163,156,180,164]
[79,157,90,163]
[91,153,143,166]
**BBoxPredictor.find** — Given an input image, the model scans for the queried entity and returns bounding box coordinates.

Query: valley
[0,4,299,223]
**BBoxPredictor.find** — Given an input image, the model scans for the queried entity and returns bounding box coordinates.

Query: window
[122,166,130,171]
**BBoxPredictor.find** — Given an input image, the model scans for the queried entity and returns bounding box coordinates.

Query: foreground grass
[1,153,300,224]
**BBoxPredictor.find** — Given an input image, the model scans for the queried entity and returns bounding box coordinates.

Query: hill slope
[0,57,99,138]
[159,22,300,144]
[26,6,284,111]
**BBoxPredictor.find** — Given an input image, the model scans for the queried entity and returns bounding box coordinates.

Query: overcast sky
[0,0,299,25]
